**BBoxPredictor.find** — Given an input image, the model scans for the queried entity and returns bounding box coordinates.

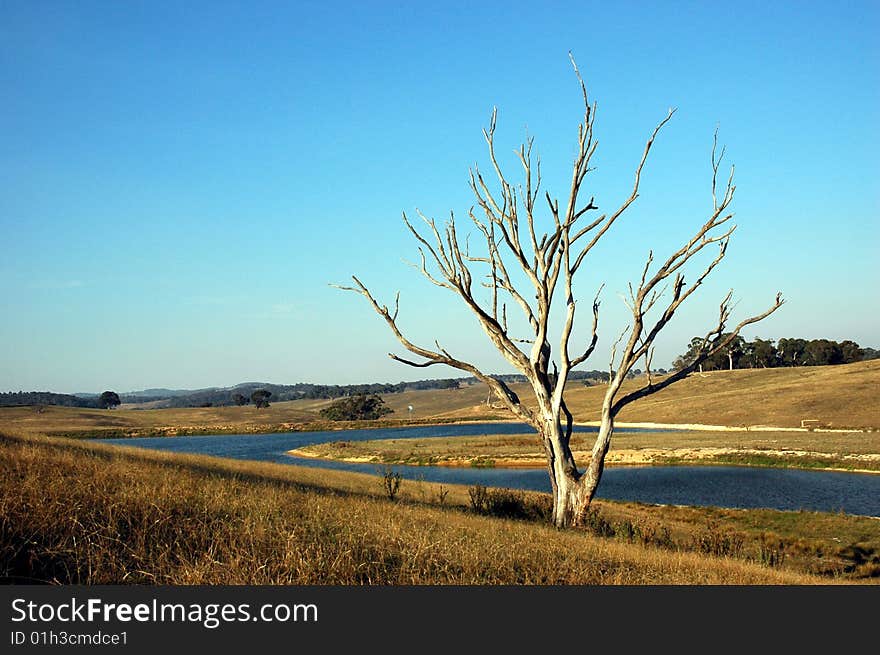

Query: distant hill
[124,388,207,398]
[3,382,467,409]
[150,374,616,408]
[153,379,465,408]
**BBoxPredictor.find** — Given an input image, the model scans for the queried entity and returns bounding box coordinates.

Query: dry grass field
[570,359,880,428]
[377,359,880,429]
[1,360,876,438]
[3,430,877,585]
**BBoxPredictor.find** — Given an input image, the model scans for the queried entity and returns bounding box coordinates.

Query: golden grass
[558,359,880,428]
[2,360,876,439]
[0,403,314,434]
[380,359,880,428]
[2,430,876,584]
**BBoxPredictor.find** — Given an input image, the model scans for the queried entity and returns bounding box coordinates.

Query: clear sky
[2,1,878,393]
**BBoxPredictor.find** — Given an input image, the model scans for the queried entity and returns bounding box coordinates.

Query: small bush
[468,484,491,513]
[652,526,676,550]
[467,485,550,521]
[757,535,787,568]
[580,507,615,538]
[380,467,402,501]
[616,519,638,543]
[693,521,745,558]
[437,485,449,505]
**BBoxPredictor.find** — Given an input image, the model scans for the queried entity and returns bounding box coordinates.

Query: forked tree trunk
[540,419,580,528]
[540,403,616,528]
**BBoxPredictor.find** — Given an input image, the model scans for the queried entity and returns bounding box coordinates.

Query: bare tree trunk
[537,392,617,528]
[537,416,581,527]
[572,404,614,525]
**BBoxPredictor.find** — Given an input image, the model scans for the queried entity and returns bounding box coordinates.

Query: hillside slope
[378,359,880,428]
[1,360,876,435]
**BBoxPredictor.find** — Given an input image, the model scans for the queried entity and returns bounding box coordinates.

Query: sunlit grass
[1,361,877,440]
[2,430,877,585]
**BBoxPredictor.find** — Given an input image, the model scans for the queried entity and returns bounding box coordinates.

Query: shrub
[757,535,787,568]
[468,484,490,513]
[580,507,615,538]
[320,394,393,421]
[380,467,402,501]
[693,520,745,558]
[467,485,551,521]
[437,485,449,505]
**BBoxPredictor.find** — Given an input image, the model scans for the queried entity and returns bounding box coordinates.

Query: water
[94,422,880,517]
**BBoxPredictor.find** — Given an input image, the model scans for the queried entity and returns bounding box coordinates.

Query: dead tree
[335,56,783,528]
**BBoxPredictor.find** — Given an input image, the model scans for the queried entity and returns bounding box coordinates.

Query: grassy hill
[378,359,880,428]
[0,360,876,438]
[4,430,876,584]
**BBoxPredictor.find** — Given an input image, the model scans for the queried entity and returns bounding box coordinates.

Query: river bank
[289,428,880,475]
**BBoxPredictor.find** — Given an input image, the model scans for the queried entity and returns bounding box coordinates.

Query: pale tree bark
[334,54,783,528]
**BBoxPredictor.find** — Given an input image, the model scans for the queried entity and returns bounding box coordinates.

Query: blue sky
[1,1,878,393]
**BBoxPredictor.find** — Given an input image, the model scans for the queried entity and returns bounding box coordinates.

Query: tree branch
[332,276,537,424]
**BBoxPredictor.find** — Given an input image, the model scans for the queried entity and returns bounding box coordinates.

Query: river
[93,422,880,517]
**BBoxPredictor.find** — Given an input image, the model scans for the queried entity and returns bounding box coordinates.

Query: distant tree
[746,338,777,368]
[803,339,843,366]
[319,394,393,421]
[862,347,879,361]
[679,333,744,371]
[671,354,690,371]
[777,337,807,366]
[232,393,249,406]
[99,391,121,409]
[839,340,863,364]
[679,336,731,372]
[679,336,869,370]
[679,337,708,371]
[251,389,272,409]
[721,334,746,370]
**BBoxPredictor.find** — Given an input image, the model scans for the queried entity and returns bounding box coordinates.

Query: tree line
[672,336,878,372]
[161,378,465,408]
[0,390,122,409]
[0,391,99,408]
